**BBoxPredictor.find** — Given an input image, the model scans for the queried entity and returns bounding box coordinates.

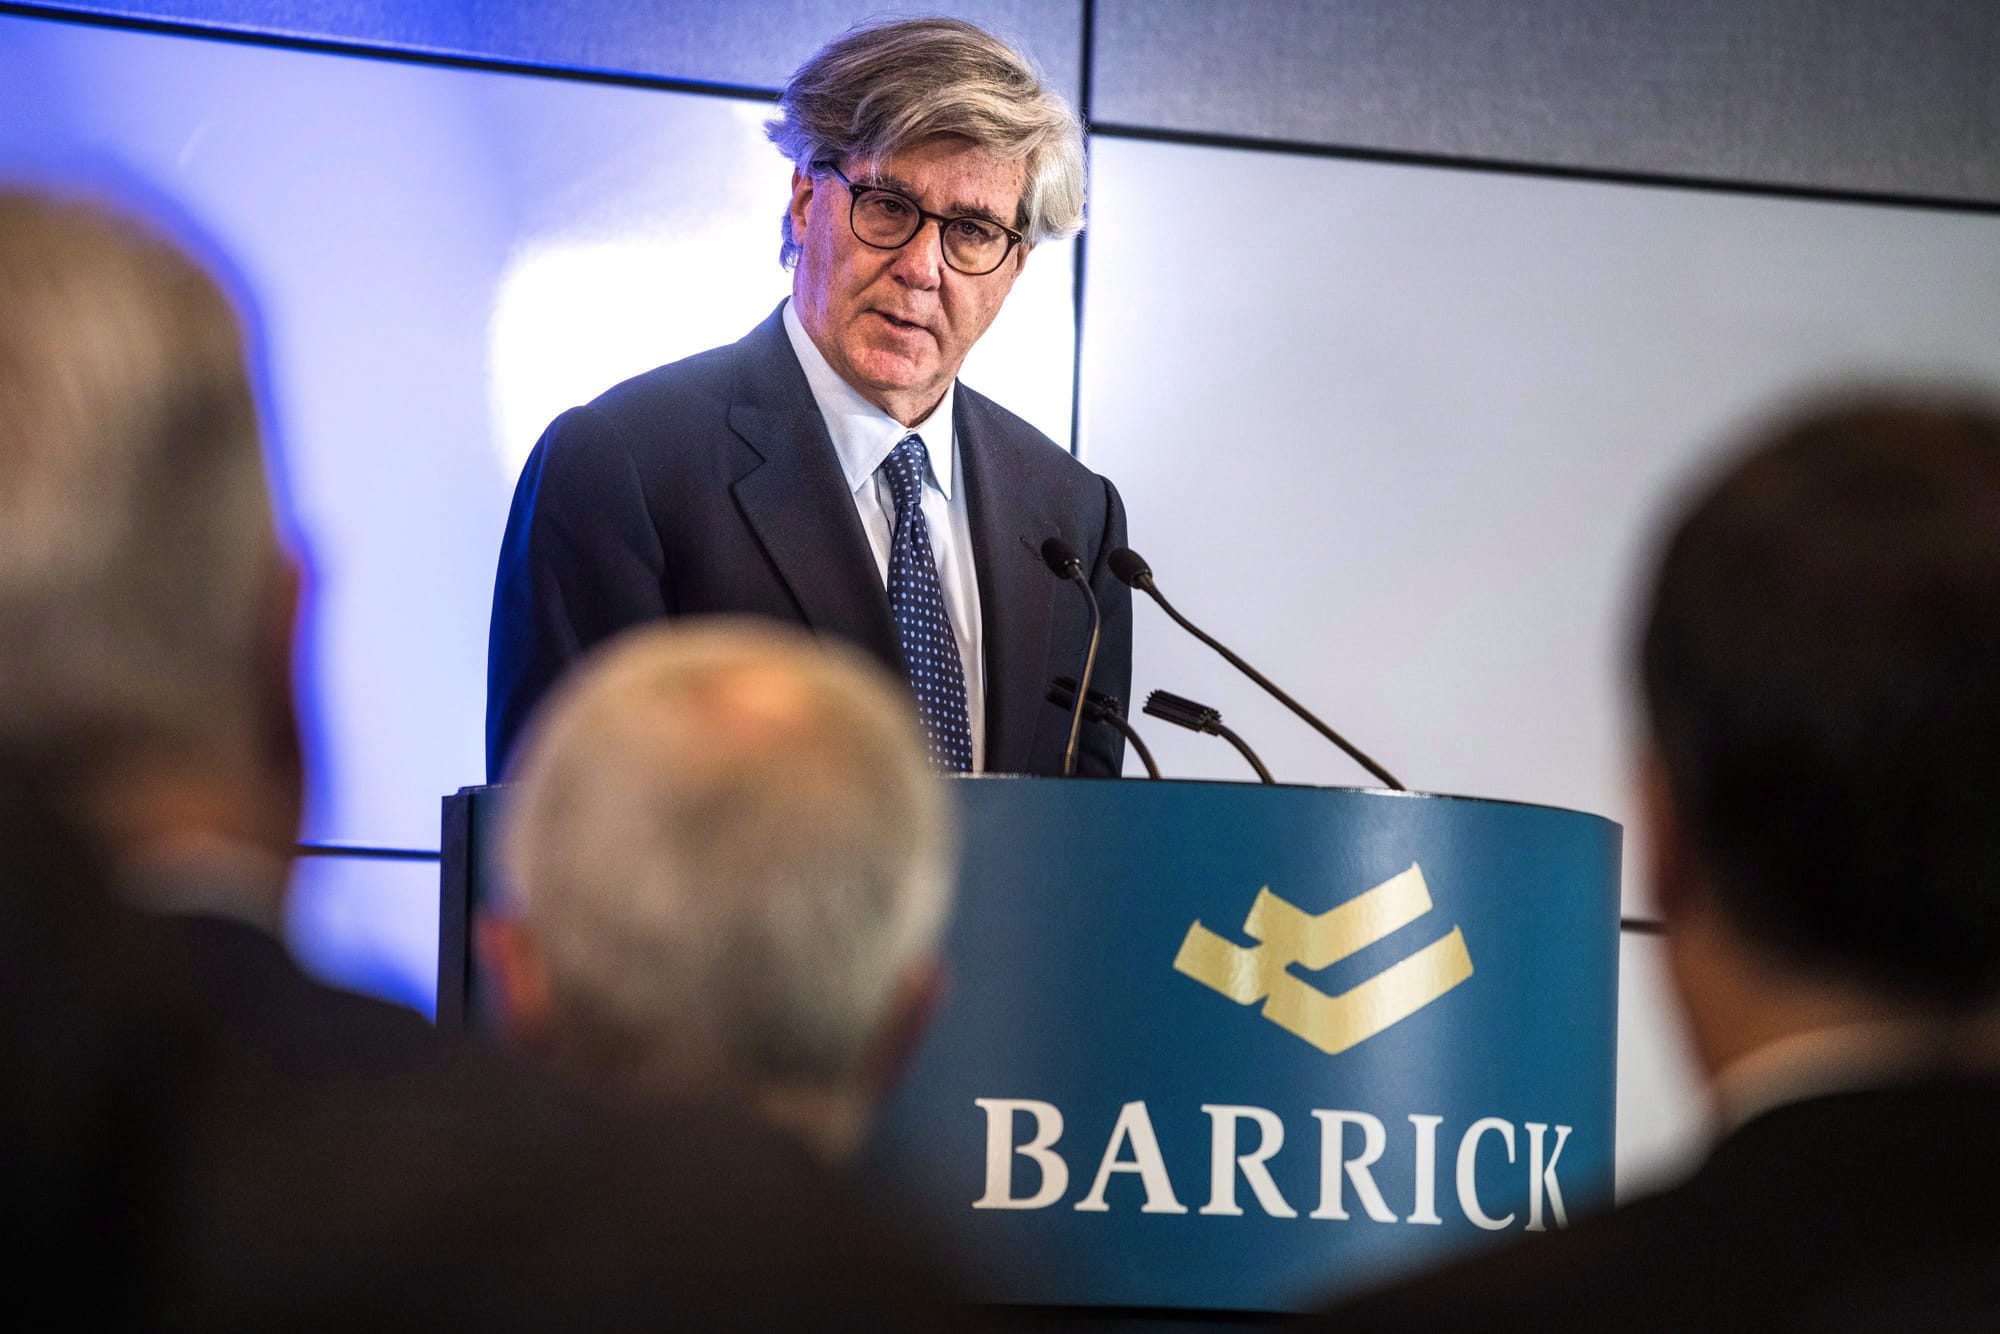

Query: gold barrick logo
[1173,864,1473,1054]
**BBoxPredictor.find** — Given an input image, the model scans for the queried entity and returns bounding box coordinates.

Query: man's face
[789,134,1030,426]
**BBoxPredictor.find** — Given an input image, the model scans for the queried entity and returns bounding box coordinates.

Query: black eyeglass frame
[811,160,1025,277]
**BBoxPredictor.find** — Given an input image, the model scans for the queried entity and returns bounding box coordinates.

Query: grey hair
[0,191,278,767]
[500,620,955,1097]
[766,16,1085,268]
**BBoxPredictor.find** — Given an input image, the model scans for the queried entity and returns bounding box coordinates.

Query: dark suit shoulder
[145,919,969,1328]
[1313,1078,2000,1334]
[1308,1185,1701,1333]
[585,336,746,432]
[957,379,1102,483]
[955,379,1122,559]
[516,358,742,540]
[535,327,778,498]
[167,914,451,1080]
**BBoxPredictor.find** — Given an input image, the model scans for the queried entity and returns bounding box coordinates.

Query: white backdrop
[1079,136,2000,1188]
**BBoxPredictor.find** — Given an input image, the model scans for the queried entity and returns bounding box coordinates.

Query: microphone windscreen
[1108,547,1152,589]
[1143,688,1220,734]
[1047,675,1106,722]
[1040,536,1083,578]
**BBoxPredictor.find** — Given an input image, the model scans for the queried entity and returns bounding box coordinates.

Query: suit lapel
[727,309,903,672]
[958,392,1057,775]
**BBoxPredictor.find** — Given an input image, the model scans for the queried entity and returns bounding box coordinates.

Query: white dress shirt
[782,299,987,769]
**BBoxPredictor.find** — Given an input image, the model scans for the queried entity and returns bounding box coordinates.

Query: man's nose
[890,219,945,289]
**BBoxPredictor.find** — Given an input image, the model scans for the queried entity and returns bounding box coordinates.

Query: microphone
[1047,676,1160,779]
[1109,549,1405,790]
[1039,536,1101,777]
[1143,689,1274,784]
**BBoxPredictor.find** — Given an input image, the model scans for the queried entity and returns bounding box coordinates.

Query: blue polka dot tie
[882,435,974,772]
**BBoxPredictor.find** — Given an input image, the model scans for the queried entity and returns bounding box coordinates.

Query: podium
[439,776,1620,1317]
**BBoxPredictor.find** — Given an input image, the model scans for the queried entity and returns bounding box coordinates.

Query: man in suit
[1313,394,2000,1332]
[487,17,1132,780]
[0,187,961,1327]
[482,621,953,1165]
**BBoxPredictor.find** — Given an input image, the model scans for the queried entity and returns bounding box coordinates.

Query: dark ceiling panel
[1093,0,2000,204]
[41,1,1086,100]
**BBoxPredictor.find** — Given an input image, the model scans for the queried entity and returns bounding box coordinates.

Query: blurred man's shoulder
[1312,1075,2000,1333]
[145,923,970,1328]
[1309,1192,1686,1332]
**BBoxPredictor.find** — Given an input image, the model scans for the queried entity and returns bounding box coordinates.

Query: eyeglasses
[813,161,1024,277]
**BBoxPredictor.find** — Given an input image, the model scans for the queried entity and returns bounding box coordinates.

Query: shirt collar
[1710,1020,1933,1134]
[118,831,290,935]
[782,298,956,498]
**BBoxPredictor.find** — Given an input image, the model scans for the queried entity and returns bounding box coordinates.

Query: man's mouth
[873,310,929,334]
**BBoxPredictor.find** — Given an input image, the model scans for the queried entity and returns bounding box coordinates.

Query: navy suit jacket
[487,305,1132,779]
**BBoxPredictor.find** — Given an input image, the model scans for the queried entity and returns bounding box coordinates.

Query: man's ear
[1638,747,1698,927]
[477,912,555,1045]
[859,958,946,1105]
[788,168,814,244]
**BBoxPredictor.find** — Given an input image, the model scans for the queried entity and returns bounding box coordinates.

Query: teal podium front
[438,777,1620,1317]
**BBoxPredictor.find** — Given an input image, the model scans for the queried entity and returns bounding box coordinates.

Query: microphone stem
[1141,579,1404,791]
[1212,722,1275,784]
[1062,572,1102,777]
[1104,713,1161,779]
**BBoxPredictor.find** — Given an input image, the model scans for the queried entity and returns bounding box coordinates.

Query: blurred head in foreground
[0,189,299,886]
[0,190,963,1330]
[1307,392,2000,1332]
[489,620,956,1161]
[1639,390,2000,1082]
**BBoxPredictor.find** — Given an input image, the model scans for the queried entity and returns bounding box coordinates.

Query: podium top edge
[948,772,1623,830]
[456,777,1622,833]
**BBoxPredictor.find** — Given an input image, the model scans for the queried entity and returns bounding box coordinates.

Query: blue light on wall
[0,9,1077,1010]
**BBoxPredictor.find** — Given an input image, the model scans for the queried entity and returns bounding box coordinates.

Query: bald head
[497,621,953,1141]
